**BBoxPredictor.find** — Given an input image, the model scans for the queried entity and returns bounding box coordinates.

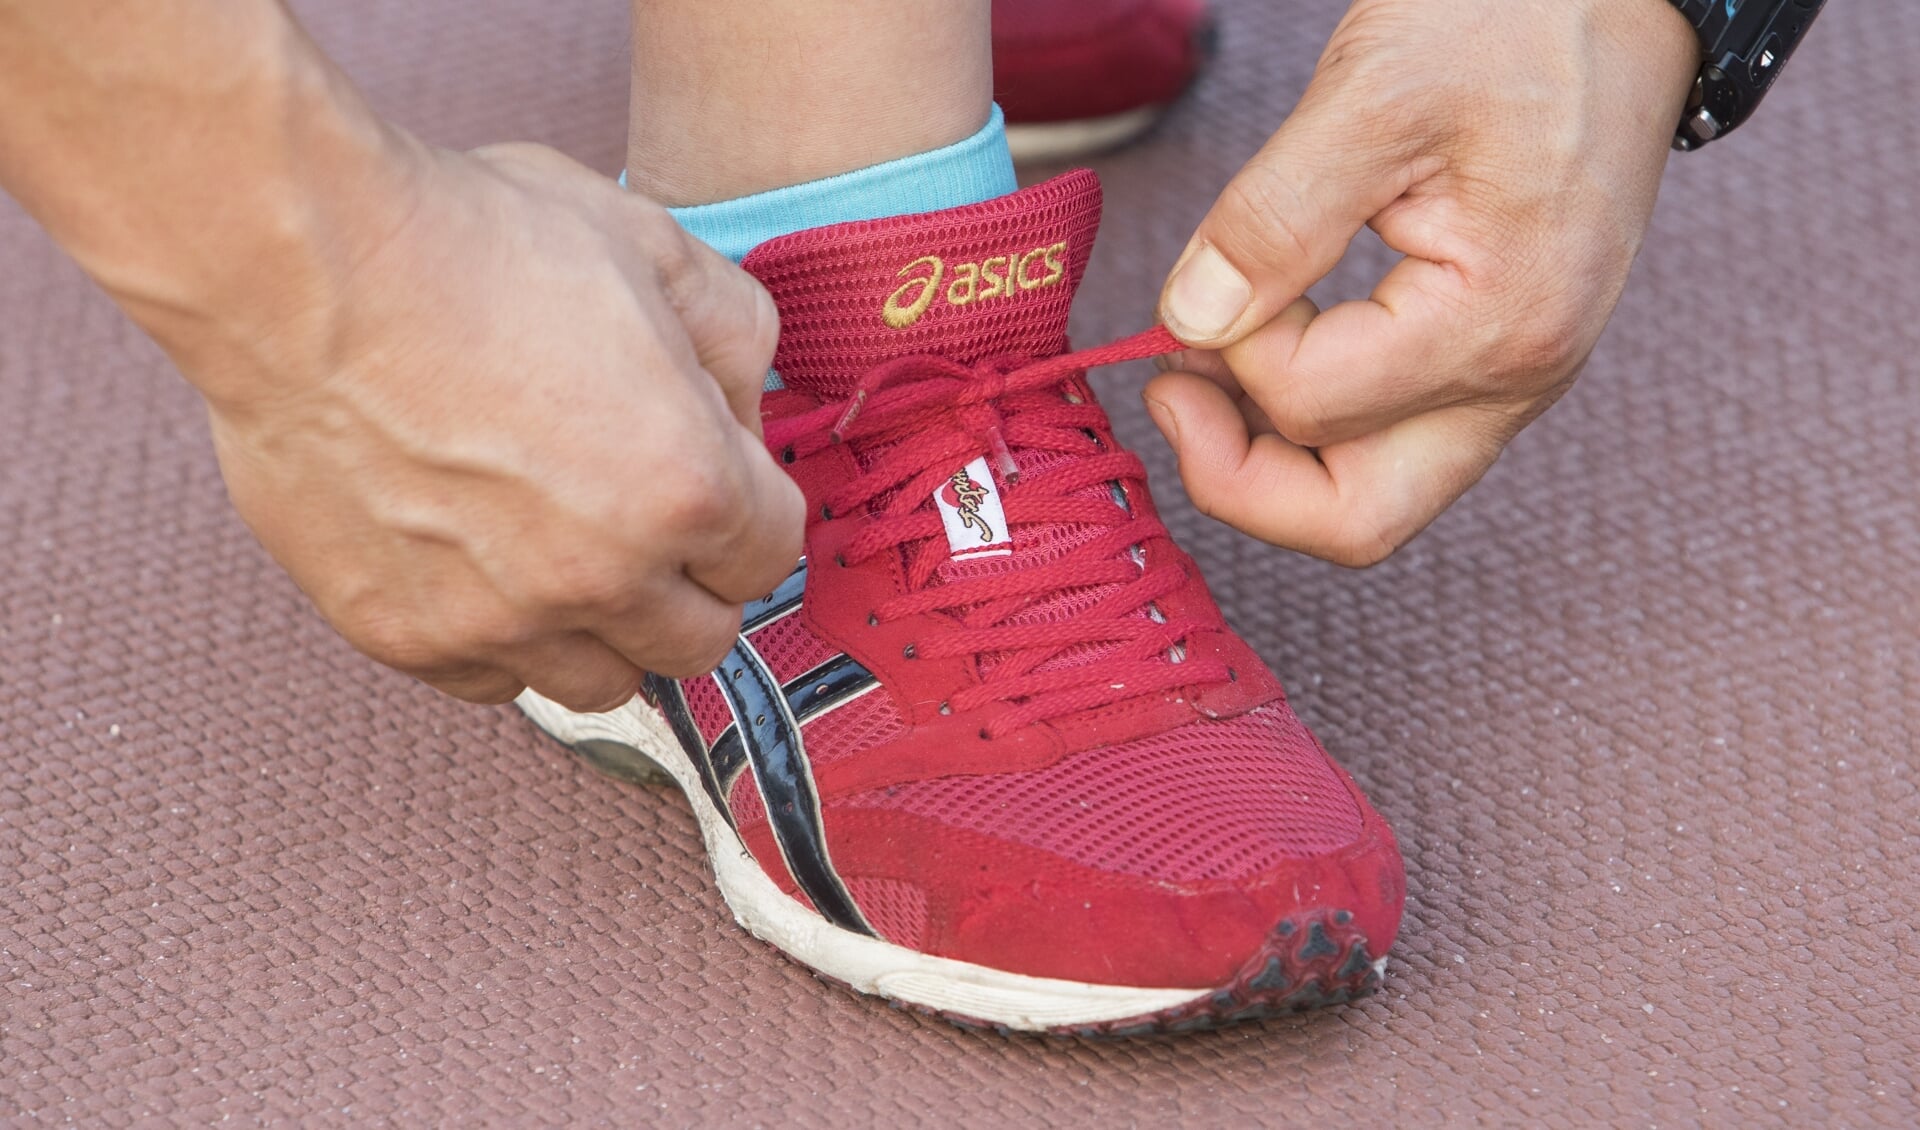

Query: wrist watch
[1666,0,1827,150]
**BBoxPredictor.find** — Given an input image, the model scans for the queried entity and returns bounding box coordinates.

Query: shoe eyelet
[815,683,831,697]
[820,505,834,520]
[780,446,796,464]
[866,612,879,627]
[1227,666,1238,682]
[834,553,847,568]
[902,643,916,659]
[938,702,952,715]
[977,728,991,741]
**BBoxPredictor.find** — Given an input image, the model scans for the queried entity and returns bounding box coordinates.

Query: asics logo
[881,242,1069,329]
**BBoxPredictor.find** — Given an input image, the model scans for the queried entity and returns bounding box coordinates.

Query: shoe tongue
[740,170,1103,398]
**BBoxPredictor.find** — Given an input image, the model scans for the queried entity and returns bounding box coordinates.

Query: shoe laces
[762,325,1235,737]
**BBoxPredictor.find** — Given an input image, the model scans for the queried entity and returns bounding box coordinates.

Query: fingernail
[1163,243,1251,340]
[1143,396,1179,446]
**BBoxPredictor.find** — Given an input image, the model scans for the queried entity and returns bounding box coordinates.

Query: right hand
[190,141,800,711]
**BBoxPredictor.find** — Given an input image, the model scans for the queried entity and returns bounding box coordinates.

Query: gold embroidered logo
[881,242,1068,329]
[940,468,995,543]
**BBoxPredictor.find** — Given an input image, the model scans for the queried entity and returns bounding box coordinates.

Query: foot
[517,171,1405,1035]
[993,0,1217,162]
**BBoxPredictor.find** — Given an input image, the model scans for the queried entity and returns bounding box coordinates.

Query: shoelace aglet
[985,422,1020,485]
[831,390,869,445]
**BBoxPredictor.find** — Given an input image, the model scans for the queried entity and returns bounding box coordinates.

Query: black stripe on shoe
[642,673,738,831]
[708,654,879,793]
[712,638,874,936]
[790,654,881,723]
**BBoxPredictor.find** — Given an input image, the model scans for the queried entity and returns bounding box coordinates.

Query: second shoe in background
[994,0,1216,162]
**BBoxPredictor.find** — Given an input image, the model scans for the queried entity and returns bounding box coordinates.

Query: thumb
[1159,92,1417,349]
[648,210,782,435]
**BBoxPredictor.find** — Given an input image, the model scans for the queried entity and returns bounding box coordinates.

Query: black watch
[1666,0,1827,150]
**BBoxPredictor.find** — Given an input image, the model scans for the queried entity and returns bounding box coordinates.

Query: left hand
[1147,0,1699,566]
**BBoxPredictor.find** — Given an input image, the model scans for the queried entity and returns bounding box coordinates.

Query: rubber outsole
[516,689,1385,1036]
[1006,106,1167,164]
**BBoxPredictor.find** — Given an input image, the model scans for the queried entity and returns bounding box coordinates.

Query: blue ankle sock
[625,105,1016,390]
[663,104,1017,265]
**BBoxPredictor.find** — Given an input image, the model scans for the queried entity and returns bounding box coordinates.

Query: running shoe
[517,170,1405,1035]
[994,0,1217,162]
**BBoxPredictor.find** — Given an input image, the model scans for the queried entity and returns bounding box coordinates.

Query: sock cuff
[657,105,1016,263]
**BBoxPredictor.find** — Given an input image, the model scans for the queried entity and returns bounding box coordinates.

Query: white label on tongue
[934,457,1012,560]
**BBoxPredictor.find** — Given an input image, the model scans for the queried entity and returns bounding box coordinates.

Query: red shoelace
[762,325,1236,736]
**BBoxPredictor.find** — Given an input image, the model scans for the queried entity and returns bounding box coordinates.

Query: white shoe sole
[515,689,1205,1032]
[1005,106,1165,164]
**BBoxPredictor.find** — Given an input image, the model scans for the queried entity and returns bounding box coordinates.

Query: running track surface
[2,2,1915,1124]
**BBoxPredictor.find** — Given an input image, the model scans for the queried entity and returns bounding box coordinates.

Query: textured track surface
[2,0,1917,1124]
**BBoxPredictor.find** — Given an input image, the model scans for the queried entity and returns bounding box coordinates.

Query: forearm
[0,1,421,400]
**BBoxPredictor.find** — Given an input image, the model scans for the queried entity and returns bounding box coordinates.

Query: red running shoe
[517,171,1405,1035]
[993,0,1216,162]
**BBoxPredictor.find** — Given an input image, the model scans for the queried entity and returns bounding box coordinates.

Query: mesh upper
[683,676,732,745]
[800,692,908,761]
[748,613,841,682]
[843,876,930,950]
[845,705,1365,882]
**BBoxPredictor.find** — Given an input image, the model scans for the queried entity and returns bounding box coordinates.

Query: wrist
[1587,0,1701,145]
[1605,0,1702,93]
[0,3,427,407]
[100,54,430,407]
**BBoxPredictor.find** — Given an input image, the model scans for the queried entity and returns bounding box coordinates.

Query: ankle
[624,1,992,205]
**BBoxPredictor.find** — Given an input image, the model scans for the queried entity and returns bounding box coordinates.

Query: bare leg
[626,1,993,206]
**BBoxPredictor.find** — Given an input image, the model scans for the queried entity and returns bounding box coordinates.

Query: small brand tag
[933,456,1013,560]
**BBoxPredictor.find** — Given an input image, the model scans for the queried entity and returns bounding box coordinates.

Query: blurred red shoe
[994,0,1216,162]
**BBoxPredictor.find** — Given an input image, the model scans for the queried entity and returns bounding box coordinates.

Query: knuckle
[756,471,806,555]
[1327,513,1406,569]
[469,142,578,184]
[646,218,708,305]
[467,140,538,165]
[1272,404,1334,450]
[1504,311,1586,382]
[1216,170,1318,266]
[653,457,744,537]
[435,672,525,706]
[1261,379,1338,450]
[1471,249,1611,391]
[551,678,639,715]
[346,614,446,673]
[649,618,737,679]
[1180,464,1233,525]
[746,284,781,368]
[521,552,634,614]
[1185,481,1222,522]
